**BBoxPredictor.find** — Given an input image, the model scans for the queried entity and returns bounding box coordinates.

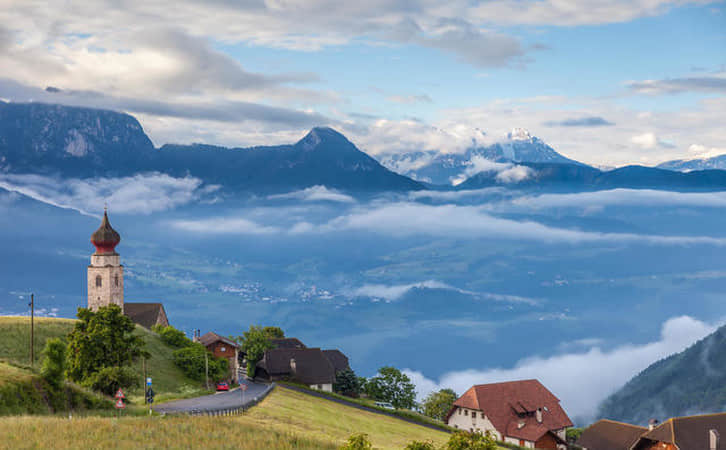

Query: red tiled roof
[576,419,647,450]
[447,379,573,442]
[198,331,239,348]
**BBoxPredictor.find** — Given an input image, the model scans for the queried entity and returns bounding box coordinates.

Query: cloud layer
[405,315,719,422]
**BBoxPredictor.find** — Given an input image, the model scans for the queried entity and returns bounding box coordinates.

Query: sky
[0,0,724,166]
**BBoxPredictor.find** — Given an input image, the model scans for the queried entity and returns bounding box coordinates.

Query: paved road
[154,381,271,414]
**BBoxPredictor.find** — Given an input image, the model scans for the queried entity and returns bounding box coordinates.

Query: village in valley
[1,206,720,450]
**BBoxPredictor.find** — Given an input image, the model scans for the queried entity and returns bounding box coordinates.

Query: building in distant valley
[197,331,240,383]
[87,209,168,328]
[445,380,572,449]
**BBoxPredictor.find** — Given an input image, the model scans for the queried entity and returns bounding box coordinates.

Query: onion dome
[91,209,121,254]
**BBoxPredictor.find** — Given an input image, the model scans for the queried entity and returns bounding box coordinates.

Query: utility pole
[205,351,210,390]
[142,357,147,399]
[29,293,34,366]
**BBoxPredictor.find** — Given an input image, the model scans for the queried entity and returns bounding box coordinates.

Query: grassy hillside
[0,387,450,449]
[247,386,450,449]
[0,361,111,415]
[598,323,726,425]
[0,316,208,407]
[0,415,336,449]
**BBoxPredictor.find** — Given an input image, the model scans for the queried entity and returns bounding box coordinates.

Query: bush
[153,325,192,348]
[405,440,438,450]
[445,431,498,450]
[172,343,228,382]
[40,338,67,389]
[83,366,139,396]
[339,433,372,450]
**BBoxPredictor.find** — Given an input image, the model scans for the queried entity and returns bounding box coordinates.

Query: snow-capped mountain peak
[507,127,533,141]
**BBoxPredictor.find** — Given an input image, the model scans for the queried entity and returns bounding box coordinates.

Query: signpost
[114,389,125,417]
[240,382,248,410]
[145,378,154,414]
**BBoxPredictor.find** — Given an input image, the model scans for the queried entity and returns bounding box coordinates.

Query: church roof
[124,302,166,329]
[91,210,121,254]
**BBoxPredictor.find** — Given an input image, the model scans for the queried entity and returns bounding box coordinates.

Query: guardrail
[174,383,275,417]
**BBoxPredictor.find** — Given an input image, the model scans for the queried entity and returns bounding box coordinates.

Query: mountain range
[598,323,726,425]
[658,154,726,172]
[0,101,421,193]
[2,100,726,194]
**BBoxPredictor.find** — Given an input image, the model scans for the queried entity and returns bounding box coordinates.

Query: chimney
[648,419,659,431]
[290,358,296,374]
[710,429,719,450]
[536,408,543,423]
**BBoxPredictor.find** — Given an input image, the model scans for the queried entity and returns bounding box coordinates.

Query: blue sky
[0,0,724,166]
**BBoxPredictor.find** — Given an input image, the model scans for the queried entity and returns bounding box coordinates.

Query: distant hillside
[598,323,726,425]
[458,162,726,191]
[0,102,422,193]
[658,154,726,172]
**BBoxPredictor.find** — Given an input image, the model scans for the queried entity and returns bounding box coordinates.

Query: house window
[464,410,468,416]
[96,275,102,287]
[221,347,226,352]
[472,412,477,418]
[114,274,119,287]
[458,409,461,415]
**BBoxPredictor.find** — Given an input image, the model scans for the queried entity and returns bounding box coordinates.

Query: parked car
[375,401,395,410]
[216,382,229,391]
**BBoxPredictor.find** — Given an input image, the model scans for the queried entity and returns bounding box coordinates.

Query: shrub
[83,366,139,396]
[40,338,67,389]
[405,440,438,450]
[172,343,228,382]
[339,433,372,450]
[444,431,498,450]
[153,325,192,348]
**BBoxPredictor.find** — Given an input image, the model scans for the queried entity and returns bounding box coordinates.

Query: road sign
[240,384,248,392]
[115,388,125,399]
[115,398,125,409]
[146,377,152,386]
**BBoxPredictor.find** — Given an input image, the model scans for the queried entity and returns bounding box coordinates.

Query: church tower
[87,209,124,311]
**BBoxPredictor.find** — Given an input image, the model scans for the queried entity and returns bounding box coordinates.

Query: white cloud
[268,185,356,203]
[510,189,726,210]
[495,165,534,183]
[171,217,281,234]
[630,132,674,149]
[686,144,726,159]
[350,280,452,301]
[405,315,720,421]
[0,173,213,215]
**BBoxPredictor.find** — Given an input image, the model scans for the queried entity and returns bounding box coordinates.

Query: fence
[164,383,276,417]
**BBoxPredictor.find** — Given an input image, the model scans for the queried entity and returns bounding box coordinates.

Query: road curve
[154,381,271,414]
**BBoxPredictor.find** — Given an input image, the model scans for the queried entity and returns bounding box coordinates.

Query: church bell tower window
[96,275,102,287]
[114,274,119,287]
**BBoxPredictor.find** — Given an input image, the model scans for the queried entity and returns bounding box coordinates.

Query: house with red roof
[444,379,572,449]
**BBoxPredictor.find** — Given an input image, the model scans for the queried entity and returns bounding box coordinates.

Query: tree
[365,366,417,409]
[339,433,372,450]
[172,343,228,382]
[66,305,147,384]
[422,388,458,421]
[153,325,192,348]
[85,366,139,396]
[334,368,361,397]
[40,338,67,389]
[445,431,497,450]
[262,326,285,339]
[238,325,276,378]
[404,441,437,450]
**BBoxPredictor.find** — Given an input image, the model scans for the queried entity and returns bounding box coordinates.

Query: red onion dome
[91,210,121,254]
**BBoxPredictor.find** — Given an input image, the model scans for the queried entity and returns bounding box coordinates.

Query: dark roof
[577,419,647,450]
[632,413,726,450]
[269,337,306,349]
[447,380,573,442]
[322,349,350,372]
[199,332,239,348]
[124,302,166,329]
[257,348,335,385]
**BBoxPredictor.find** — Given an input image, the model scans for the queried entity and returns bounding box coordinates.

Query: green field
[0,316,209,408]
[0,387,450,449]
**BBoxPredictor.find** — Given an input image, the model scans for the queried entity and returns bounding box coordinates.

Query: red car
[216,382,229,391]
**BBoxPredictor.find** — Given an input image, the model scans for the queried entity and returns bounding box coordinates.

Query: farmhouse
[197,331,240,383]
[630,413,724,450]
[86,209,168,328]
[445,379,572,449]
[253,338,350,391]
[576,419,648,450]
